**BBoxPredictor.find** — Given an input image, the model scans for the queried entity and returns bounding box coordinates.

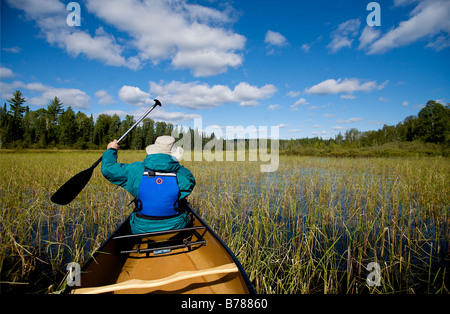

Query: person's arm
[101,140,144,198]
[177,166,196,199]
[101,140,128,188]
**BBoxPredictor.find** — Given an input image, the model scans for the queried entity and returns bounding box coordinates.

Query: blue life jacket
[137,169,180,217]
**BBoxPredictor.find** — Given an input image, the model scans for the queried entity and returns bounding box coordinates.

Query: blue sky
[1,0,449,140]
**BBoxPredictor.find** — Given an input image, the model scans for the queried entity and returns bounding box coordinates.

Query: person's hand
[107,139,119,150]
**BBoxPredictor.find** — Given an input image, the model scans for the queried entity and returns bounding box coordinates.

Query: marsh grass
[1,150,449,293]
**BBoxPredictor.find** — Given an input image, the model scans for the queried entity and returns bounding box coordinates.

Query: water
[196,162,449,293]
[2,158,449,293]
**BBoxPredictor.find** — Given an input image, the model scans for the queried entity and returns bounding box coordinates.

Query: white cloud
[150,109,201,124]
[265,31,288,46]
[358,26,381,50]
[6,0,245,76]
[301,36,322,53]
[312,130,331,136]
[267,104,281,110]
[30,88,90,108]
[301,43,311,53]
[2,46,22,54]
[327,18,361,53]
[150,81,277,109]
[118,86,153,107]
[85,0,246,76]
[286,91,301,98]
[335,117,363,124]
[97,108,200,125]
[0,67,15,79]
[366,0,450,54]
[95,90,116,105]
[290,98,309,111]
[305,78,388,97]
[5,0,138,70]
[402,101,410,106]
[332,126,346,130]
[0,79,90,109]
[171,49,243,77]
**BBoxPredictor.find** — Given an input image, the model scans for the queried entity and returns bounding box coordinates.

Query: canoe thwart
[113,226,206,240]
[72,263,239,294]
[120,238,207,254]
[114,225,207,255]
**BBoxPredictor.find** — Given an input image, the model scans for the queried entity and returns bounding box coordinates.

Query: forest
[1,90,449,156]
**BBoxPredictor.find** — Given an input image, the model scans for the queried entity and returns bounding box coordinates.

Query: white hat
[146,135,183,160]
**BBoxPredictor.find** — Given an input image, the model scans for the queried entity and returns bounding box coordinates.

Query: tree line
[1,91,449,155]
[281,100,450,156]
[1,90,169,149]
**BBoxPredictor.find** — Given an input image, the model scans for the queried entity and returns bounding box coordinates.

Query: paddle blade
[51,168,94,205]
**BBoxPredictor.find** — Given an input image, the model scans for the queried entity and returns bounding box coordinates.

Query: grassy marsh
[1,150,449,293]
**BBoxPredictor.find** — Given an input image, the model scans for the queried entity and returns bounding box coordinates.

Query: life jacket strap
[135,212,184,220]
[143,170,177,177]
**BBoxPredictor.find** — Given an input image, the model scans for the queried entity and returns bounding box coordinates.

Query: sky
[1,0,449,140]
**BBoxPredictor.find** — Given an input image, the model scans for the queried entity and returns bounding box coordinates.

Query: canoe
[70,204,255,294]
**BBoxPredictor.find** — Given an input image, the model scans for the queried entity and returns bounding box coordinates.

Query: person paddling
[101,135,196,234]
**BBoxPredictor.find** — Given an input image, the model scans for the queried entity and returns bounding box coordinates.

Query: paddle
[51,99,162,205]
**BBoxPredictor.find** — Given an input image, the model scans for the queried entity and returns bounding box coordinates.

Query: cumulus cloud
[305,78,388,98]
[171,49,243,77]
[6,0,246,76]
[150,81,277,109]
[85,0,246,76]
[140,108,201,124]
[0,80,90,109]
[265,31,288,46]
[118,86,153,107]
[0,67,15,79]
[365,0,450,54]
[5,0,138,70]
[95,90,116,105]
[96,108,200,124]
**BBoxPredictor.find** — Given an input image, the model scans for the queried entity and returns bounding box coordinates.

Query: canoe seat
[113,226,207,255]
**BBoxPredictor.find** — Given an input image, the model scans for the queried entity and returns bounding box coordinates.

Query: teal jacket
[101,149,195,200]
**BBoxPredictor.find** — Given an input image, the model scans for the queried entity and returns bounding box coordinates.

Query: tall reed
[1,151,449,293]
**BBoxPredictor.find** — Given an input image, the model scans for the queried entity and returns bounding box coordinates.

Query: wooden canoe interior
[71,211,251,294]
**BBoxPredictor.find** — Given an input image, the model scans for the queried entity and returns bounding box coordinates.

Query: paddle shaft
[117,99,161,144]
[51,100,161,205]
[88,100,161,170]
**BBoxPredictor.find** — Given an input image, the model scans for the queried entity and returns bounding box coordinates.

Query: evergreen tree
[75,112,94,149]
[8,90,27,118]
[6,90,27,144]
[58,107,78,146]
[46,97,64,145]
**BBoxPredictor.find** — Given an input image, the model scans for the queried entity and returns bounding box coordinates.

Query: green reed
[188,156,449,294]
[1,151,449,293]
